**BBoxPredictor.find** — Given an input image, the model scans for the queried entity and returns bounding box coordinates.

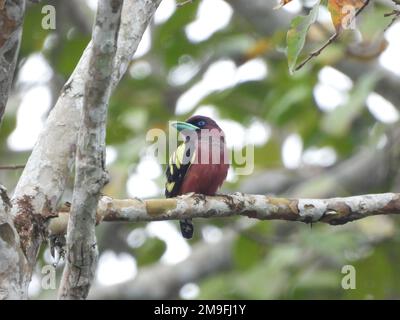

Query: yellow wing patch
[175,143,185,169]
[165,181,175,193]
[171,143,196,169]
[165,142,196,198]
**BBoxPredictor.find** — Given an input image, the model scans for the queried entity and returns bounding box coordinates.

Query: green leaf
[286,2,320,73]
[54,35,90,77]
[345,242,399,299]
[20,6,50,56]
[133,237,166,266]
[233,234,266,270]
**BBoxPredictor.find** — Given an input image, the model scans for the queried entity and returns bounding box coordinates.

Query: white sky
[85,0,97,11]
[185,0,233,43]
[8,85,52,151]
[314,66,353,112]
[180,282,200,299]
[146,221,191,264]
[105,146,117,165]
[134,27,151,58]
[17,53,53,84]
[175,59,268,115]
[201,225,223,243]
[282,133,303,169]
[96,251,137,286]
[154,0,176,25]
[380,23,400,75]
[127,228,147,248]
[367,93,399,124]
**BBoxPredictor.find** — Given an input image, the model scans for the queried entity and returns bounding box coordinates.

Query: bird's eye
[197,120,206,127]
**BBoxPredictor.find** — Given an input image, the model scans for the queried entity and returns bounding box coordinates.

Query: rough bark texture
[0,185,29,299]
[0,0,30,300]
[8,0,161,297]
[111,0,161,88]
[0,0,25,125]
[240,126,400,198]
[89,231,235,299]
[58,0,123,300]
[1,0,397,300]
[48,192,400,235]
[230,0,400,108]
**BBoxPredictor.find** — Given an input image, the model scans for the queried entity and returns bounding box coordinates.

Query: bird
[165,115,229,239]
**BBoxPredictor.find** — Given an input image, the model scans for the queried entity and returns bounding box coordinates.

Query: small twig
[295,0,371,71]
[295,33,339,71]
[384,10,400,32]
[177,0,195,8]
[0,164,26,170]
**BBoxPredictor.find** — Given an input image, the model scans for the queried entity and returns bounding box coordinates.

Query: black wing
[165,142,195,198]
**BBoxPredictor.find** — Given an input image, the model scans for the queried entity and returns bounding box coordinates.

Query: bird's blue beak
[172,121,199,132]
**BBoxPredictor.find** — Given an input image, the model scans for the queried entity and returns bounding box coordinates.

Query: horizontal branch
[0,164,25,170]
[49,192,400,234]
[0,0,25,125]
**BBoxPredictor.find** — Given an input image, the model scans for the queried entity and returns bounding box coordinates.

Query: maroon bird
[165,115,229,239]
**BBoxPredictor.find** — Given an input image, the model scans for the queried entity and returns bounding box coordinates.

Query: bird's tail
[180,219,194,239]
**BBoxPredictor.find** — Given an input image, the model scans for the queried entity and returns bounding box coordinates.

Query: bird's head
[172,115,223,135]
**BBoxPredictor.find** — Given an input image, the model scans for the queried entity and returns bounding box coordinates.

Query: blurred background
[1,0,400,299]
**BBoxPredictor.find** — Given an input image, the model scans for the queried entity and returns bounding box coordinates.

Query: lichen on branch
[58,0,123,300]
[48,192,400,235]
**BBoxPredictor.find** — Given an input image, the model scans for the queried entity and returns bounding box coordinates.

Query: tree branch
[110,0,161,89]
[58,0,122,300]
[0,0,31,300]
[295,0,371,71]
[230,0,400,108]
[46,190,400,299]
[384,9,400,32]
[10,0,161,290]
[177,0,195,8]
[0,185,29,299]
[0,164,25,170]
[0,0,25,125]
[48,192,400,235]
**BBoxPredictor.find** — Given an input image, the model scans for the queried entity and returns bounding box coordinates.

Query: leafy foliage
[286,1,320,73]
[1,0,399,300]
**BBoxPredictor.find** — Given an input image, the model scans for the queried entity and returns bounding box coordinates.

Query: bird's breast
[179,140,229,196]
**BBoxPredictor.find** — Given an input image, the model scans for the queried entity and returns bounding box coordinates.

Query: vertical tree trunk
[57,0,123,300]
[1,0,161,299]
[0,0,25,125]
[0,185,29,299]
